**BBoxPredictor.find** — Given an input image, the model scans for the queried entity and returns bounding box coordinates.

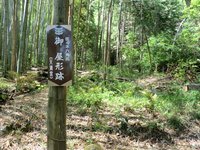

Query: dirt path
[0,88,200,150]
[0,89,48,150]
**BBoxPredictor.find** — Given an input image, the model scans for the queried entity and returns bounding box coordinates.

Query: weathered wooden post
[47,0,71,150]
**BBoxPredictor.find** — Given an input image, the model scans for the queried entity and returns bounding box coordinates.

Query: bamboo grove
[0,0,199,81]
[0,0,53,76]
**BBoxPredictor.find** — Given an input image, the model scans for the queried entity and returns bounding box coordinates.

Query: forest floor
[0,76,200,150]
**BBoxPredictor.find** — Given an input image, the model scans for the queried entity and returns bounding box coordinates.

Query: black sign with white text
[47,25,72,86]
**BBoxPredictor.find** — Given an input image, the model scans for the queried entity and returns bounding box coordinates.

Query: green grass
[68,75,200,131]
[0,78,14,90]
[156,89,200,117]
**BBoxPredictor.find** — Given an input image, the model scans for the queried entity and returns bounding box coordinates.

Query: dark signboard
[47,25,72,86]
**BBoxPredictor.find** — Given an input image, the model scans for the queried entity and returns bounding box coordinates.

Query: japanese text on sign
[47,25,72,86]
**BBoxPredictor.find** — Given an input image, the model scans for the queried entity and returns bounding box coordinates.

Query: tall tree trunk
[36,0,42,66]
[120,14,125,70]
[21,0,29,73]
[26,0,33,69]
[144,32,152,73]
[32,0,39,66]
[15,0,20,67]
[17,0,24,73]
[0,0,4,63]
[139,0,144,73]
[70,0,75,84]
[38,2,46,66]
[83,0,91,70]
[99,0,105,63]
[116,0,123,64]
[43,0,54,66]
[3,0,9,77]
[8,1,12,70]
[29,1,35,67]
[11,0,18,71]
[104,0,114,80]
[74,0,82,79]
[17,0,29,73]
[95,0,101,62]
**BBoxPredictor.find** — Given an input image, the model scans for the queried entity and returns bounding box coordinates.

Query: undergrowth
[0,78,14,90]
[68,73,200,132]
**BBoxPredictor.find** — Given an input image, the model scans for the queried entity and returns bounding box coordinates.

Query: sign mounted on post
[47,25,72,86]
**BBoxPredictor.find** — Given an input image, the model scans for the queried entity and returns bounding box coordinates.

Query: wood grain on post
[47,0,69,150]
[48,86,66,149]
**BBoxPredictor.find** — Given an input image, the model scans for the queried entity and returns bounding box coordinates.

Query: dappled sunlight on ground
[0,87,199,150]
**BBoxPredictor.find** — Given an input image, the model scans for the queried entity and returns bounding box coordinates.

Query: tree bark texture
[3,0,9,76]
[104,0,114,80]
[11,0,18,71]
[47,87,67,150]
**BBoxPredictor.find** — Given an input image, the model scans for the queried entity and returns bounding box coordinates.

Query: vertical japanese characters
[54,27,65,81]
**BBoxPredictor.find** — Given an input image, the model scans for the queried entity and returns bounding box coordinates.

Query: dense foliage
[0,0,199,82]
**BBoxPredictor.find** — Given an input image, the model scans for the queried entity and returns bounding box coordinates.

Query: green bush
[167,115,186,131]
[16,73,40,93]
[7,71,19,80]
[0,78,12,90]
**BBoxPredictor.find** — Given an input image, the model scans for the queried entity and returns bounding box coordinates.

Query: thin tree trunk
[83,0,91,70]
[43,0,53,66]
[0,0,4,63]
[11,0,18,71]
[29,2,35,67]
[139,0,144,73]
[70,0,75,84]
[7,1,12,70]
[21,0,29,73]
[144,32,152,73]
[74,0,82,79]
[99,0,105,63]
[95,0,101,62]
[104,0,114,80]
[17,0,25,73]
[26,0,33,69]
[116,0,123,64]
[32,0,39,66]
[15,0,20,67]
[120,6,126,71]
[36,0,42,66]
[3,0,9,76]
[38,2,46,66]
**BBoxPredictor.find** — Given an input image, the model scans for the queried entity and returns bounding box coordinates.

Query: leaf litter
[0,87,199,150]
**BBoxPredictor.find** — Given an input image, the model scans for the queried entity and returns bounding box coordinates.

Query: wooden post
[48,86,66,149]
[47,0,69,150]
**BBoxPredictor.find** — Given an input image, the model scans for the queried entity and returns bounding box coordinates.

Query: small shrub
[7,71,18,80]
[76,106,88,116]
[146,121,160,132]
[141,89,157,113]
[16,73,40,93]
[167,116,185,131]
[190,111,200,120]
[173,60,198,82]
[0,78,11,90]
